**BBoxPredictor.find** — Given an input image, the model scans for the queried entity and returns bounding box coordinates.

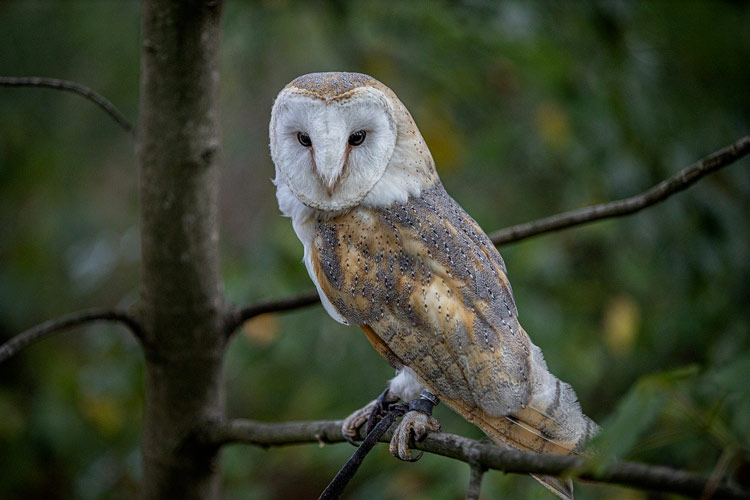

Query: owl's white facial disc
[270,87,397,212]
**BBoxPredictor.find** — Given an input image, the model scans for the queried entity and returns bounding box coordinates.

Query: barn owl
[270,72,597,499]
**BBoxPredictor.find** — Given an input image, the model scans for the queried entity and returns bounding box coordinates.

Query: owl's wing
[310,186,532,411]
[310,185,593,460]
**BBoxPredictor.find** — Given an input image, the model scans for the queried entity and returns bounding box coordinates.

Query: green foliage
[1,1,749,499]
[588,366,699,471]
[708,357,750,448]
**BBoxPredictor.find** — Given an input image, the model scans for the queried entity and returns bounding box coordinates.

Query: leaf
[706,357,750,447]
[78,394,123,437]
[242,313,280,346]
[709,357,750,398]
[603,294,641,356]
[535,101,571,150]
[588,366,699,472]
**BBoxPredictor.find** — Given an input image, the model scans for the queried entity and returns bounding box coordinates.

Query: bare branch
[0,76,134,134]
[0,308,143,365]
[489,135,750,245]
[227,290,320,336]
[203,418,750,500]
[466,463,486,500]
[231,137,750,323]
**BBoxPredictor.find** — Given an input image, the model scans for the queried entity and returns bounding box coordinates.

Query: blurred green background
[1,1,749,499]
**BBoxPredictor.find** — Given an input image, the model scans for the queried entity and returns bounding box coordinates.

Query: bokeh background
[1,2,749,499]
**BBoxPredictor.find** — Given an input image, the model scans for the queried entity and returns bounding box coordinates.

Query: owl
[270,72,597,499]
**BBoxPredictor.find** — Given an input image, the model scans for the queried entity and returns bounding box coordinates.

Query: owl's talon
[389,409,441,461]
[342,431,360,447]
[342,388,397,446]
[389,391,441,461]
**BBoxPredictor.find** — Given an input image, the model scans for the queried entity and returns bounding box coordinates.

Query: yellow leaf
[242,313,279,345]
[603,294,641,356]
[535,101,571,150]
[79,394,123,437]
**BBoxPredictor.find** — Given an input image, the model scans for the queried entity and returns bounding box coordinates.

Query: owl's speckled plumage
[270,72,597,499]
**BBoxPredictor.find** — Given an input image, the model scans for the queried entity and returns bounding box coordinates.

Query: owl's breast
[312,208,410,327]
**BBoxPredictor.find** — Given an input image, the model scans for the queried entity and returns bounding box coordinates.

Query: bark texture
[136,1,226,499]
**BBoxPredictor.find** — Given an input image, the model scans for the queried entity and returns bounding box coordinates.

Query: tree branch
[230,136,750,325]
[466,463,486,500]
[202,418,750,500]
[0,308,143,365]
[489,135,750,245]
[227,290,320,336]
[0,76,134,134]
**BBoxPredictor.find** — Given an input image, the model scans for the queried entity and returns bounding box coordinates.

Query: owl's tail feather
[441,358,598,499]
[531,474,574,500]
[467,406,584,500]
[446,405,579,498]
[467,405,581,455]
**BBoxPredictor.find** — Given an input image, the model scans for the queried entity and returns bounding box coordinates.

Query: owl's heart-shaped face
[270,86,397,212]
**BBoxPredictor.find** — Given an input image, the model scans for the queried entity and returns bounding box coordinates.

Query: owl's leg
[342,366,421,444]
[342,367,442,458]
[341,387,399,446]
[389,389,441,462]
[388,368,441,461]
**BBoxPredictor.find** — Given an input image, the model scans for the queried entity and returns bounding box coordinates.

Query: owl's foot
[389,390,441,462]
[342,388,398,446]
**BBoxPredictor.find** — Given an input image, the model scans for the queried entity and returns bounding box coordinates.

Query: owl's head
[270,72,435,212]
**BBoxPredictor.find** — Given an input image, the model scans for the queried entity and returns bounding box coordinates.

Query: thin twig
[231,137,750,323]
[489,136,750,245]
[0,76,134,133]
[204,418,750,499]
[0,308,143,365]
[227,290,320,336]
[466,463,487,500]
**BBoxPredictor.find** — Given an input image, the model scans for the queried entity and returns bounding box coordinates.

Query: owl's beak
[324,179,338,197]
[318,166,341,197]
[312,143,347,197]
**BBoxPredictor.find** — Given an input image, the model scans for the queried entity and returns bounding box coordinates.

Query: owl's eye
[348,130,366,146]
[297,132,312,147]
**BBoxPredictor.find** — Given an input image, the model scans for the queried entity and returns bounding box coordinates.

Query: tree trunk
[135,0,225,498]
